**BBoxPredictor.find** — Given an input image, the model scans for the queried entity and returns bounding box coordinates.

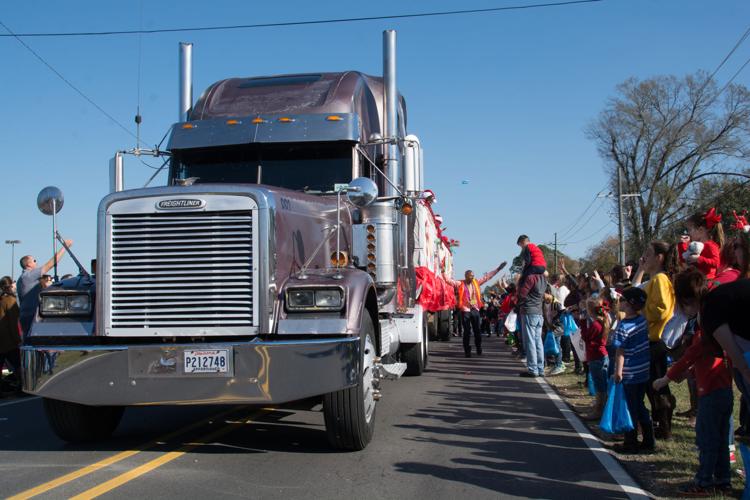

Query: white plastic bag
[504,311,518,333]
[570,329,587,362]
[661,307,688,349]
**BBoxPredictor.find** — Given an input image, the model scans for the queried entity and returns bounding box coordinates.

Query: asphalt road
[0,337,638,499]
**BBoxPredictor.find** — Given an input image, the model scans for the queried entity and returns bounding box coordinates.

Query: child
[685,208,724,280]
[652,269,733,496]
[581,296,610,420]
[516,235,546,287]
[611,286,654,454]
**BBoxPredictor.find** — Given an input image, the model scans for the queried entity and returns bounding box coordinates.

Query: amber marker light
[330,251,348,267]
[181,123,195,129]
[251,117,266,124]
[400,202,413,215]
[326,115,343,121]
[278,117,295,123]
[226,119,241,125]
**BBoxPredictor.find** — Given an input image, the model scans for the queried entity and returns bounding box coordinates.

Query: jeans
[695,388,733,487]
[462,309,482,354]
[589,357,609,394]
[623,381,651,428]
[521,314,544,375]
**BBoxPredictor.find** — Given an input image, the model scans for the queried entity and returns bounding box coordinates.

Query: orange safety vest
[458,279,483,310]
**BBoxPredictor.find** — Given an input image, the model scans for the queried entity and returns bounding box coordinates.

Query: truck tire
[426,313,438,341]
[43,398,124,443]
[323,313,377,451]
[402,316,428,376]
[438,310,452,341]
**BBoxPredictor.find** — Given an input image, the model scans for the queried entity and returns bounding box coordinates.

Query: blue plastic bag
[599,379,634,434]
[587,372,596,396]
[544,332,560,357]
[561,312,578,337]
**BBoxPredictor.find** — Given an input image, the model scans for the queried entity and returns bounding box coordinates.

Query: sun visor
[167,113,360,150]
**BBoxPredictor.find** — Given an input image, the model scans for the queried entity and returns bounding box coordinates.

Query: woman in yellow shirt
[639,240,678,440]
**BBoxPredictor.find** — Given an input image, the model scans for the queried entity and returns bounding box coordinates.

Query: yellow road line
[70,410,266,500]
[7,406,247,500]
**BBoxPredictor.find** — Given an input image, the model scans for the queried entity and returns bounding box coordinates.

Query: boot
[640,421,655,453]
[613,430,639,454]
[655,394,675,440]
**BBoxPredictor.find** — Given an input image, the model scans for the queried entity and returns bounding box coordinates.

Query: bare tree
[587,72,750,254]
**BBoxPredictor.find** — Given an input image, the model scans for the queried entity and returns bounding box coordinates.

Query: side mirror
[37,186,64,215]
[347,177,378,207]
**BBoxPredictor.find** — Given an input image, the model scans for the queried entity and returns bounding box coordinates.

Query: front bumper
[22,337,359,406]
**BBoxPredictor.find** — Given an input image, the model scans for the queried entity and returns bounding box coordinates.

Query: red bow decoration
[704,207,722,230]
[732,210,748,231]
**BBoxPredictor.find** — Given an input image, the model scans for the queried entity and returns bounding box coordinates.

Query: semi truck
[22,30,454,451]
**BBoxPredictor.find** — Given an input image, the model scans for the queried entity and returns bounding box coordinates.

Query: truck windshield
[171,143,352,192]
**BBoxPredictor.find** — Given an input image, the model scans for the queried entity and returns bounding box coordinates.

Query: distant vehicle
[22,30,455,451]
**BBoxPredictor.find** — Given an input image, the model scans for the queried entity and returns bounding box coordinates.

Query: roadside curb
[536,375,654,499]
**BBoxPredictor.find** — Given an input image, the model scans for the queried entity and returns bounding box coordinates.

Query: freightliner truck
[22,30,453,451]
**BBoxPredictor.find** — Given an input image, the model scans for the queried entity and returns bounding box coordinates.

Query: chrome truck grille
[106,208,257,336]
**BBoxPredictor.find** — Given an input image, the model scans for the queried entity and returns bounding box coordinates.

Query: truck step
[379,362,407,379]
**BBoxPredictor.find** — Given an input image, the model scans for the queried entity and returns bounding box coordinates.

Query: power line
[563,220,612,245]
[0,1,605,38]
[708,23,750,82]
[558,185,607,239]
[562,197,606,240]
[719,54,750,95]
[0,19,142,143]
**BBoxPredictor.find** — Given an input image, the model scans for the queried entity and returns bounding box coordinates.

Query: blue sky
[1,0,749,280]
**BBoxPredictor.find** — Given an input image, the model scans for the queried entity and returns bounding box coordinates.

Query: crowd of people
[0,243,71,395]
[446,210,749,496]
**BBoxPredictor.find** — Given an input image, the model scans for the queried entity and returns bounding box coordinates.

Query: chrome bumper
[22,338,359,406]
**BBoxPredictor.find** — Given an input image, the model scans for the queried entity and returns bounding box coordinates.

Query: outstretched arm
[41,240,73,274]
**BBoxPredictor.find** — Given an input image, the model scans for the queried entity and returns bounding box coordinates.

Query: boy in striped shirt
[611,287,655,454]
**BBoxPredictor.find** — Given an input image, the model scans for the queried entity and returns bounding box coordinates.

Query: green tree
[579,236,620,275]
[587,72,750,255]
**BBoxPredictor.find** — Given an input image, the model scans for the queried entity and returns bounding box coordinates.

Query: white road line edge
[0,396,41,408]
[537,377,654,500]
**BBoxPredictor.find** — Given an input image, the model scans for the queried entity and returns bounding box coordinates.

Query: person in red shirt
[517,235,546,288]
[685,208,725,280]
[653,268,733,495]
[580,296,610,421]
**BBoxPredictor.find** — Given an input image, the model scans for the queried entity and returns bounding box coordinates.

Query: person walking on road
[518,271,547,377]
[444,262,506,357]
[16,242,72,335]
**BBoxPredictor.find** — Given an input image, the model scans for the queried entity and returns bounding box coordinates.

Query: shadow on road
[392,337,629,499]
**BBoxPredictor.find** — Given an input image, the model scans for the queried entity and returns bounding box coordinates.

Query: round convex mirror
[37,186,64,215]
[347,177,378,207]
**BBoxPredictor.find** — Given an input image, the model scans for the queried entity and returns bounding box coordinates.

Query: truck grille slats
[109,210,254,330]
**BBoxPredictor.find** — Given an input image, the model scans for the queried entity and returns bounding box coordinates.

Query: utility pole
[5,240,21,280]
[617,166,625,266]
[553,232,558,274]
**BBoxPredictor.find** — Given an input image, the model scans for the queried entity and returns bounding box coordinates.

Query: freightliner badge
[156,199,206,210]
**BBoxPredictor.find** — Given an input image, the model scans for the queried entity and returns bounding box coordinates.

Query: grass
[544,366,746,499]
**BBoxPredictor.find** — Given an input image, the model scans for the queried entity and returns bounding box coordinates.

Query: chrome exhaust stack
[179,42,193,122]
[383,30,399,197]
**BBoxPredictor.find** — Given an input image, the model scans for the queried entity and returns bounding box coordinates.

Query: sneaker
[477,349,483,356]
[549,366,565,376]
[519,371,538,378]
[676,483,712,497]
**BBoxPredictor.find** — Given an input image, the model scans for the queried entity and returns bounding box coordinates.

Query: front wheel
[43,398,124,443]
[323,313,377,451]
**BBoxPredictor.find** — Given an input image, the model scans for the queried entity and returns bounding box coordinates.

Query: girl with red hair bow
[685,208,725,280]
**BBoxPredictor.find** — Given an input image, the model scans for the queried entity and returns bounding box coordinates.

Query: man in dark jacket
[518,273,547,377]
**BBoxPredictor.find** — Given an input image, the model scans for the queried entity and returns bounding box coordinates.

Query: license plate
[184,349,229,374]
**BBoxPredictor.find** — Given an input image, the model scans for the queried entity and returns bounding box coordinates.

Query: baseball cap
[621,287,647,310]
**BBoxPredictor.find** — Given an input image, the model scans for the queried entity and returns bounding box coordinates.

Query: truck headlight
[40,293,92,317]
[286,288,344,312]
